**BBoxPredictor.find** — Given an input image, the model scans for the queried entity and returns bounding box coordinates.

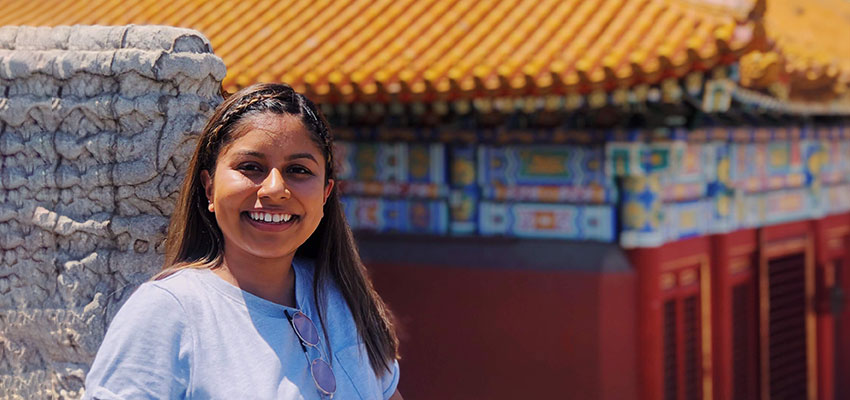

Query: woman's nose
[258,168,290,199]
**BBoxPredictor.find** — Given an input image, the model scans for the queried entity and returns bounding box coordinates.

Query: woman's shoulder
[143,267,213,303]
[109,268,205,325]
[293,258,360,345]
[294,257,348,307]
[85,271,197,399]
[292,258,400,398]
[104,268,216,330]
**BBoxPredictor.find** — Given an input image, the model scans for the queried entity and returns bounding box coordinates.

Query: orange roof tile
[741,0,850,100]
[1,0,755,103]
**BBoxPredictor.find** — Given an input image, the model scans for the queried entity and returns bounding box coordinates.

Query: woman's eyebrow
[286,153,318,164]
[231,150,318,164]
[233,150,266,159]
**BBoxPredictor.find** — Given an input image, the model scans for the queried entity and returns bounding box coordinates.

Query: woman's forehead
[236,112,305,136]
[222,113,320,155]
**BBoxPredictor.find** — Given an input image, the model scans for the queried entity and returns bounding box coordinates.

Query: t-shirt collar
[195,260,312,319]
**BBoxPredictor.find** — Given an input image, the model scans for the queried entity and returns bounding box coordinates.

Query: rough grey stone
[0,25,224,399]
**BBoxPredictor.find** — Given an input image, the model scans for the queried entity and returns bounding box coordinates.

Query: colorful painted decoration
[477,145,607,187]
[335,141,446,184]
[335,125,850,246]
[479,202,615,241]
[342,197,449,234]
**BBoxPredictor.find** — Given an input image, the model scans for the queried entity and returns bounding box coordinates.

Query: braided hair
[200,84,333,182]
[161,83,399,375]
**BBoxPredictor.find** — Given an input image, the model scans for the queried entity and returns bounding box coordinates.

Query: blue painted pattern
[333,123,850,246]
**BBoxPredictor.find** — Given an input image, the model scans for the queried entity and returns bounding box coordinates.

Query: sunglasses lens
[311,358,337,394]
[292,311,319,346]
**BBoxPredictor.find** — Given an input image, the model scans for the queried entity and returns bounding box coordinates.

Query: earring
[208,200,214,213]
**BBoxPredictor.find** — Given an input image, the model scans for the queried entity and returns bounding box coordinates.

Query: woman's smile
[243,210,299,232]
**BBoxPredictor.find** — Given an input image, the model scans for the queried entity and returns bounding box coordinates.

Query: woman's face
[201,113,333,263]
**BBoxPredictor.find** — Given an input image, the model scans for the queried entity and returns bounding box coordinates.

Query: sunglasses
[285,310,337,398]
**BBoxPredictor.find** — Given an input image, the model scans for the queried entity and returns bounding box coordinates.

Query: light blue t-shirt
[84,258,400,399]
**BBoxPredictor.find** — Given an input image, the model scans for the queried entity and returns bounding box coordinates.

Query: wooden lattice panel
[767,253,808,399]
[683,295,700,400]
[732,281,757,400]
[661,293,703,400]
[834,259,849,400]
[664,299,678,400]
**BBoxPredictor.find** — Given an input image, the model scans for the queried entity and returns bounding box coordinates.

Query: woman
[84,83,402,399]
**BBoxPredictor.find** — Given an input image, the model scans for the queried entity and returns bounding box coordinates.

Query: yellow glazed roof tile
[1,0,753,103]
[741,0,850,99]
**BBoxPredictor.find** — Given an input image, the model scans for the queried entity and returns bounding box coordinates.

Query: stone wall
[0,25,225,399]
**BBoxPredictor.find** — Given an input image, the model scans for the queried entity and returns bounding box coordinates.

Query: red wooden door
[658,255,712,400]
[730,275,759,400]
[759,233,817,400]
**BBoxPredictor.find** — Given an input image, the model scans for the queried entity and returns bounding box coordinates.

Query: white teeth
[249,212,294,223]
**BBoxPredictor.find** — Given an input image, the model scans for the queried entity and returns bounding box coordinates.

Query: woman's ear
[323,179,334,205]
[201,170,215,213]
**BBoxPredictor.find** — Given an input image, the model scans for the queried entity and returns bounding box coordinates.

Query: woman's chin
[248,247,299,261]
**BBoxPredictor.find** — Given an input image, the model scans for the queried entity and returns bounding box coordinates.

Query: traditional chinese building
[7,0,850,399]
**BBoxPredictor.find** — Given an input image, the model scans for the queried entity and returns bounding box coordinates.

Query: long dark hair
[160,82,399,373]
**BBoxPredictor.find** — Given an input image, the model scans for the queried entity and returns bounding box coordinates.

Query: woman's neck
[213,247,297,307]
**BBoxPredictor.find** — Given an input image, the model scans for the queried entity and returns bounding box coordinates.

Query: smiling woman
[83,83,402,400]
[199,113,334,292]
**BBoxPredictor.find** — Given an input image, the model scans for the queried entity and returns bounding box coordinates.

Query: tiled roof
[0,0,755,103]
[740,0,850,100]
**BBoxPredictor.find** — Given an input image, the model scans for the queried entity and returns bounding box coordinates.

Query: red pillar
[628,246,664,400]
[812,213,850,400]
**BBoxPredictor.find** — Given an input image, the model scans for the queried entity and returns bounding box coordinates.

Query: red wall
[367,256,637,400]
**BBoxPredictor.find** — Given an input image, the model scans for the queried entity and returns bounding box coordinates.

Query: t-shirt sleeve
[380,358,401,399]
[83,283,193,400]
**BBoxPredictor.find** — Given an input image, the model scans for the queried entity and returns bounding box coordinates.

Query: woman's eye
[237,163,262,172]
[288,165,313,175]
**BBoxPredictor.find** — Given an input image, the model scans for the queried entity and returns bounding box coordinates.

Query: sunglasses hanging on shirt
[285,309,337,398]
